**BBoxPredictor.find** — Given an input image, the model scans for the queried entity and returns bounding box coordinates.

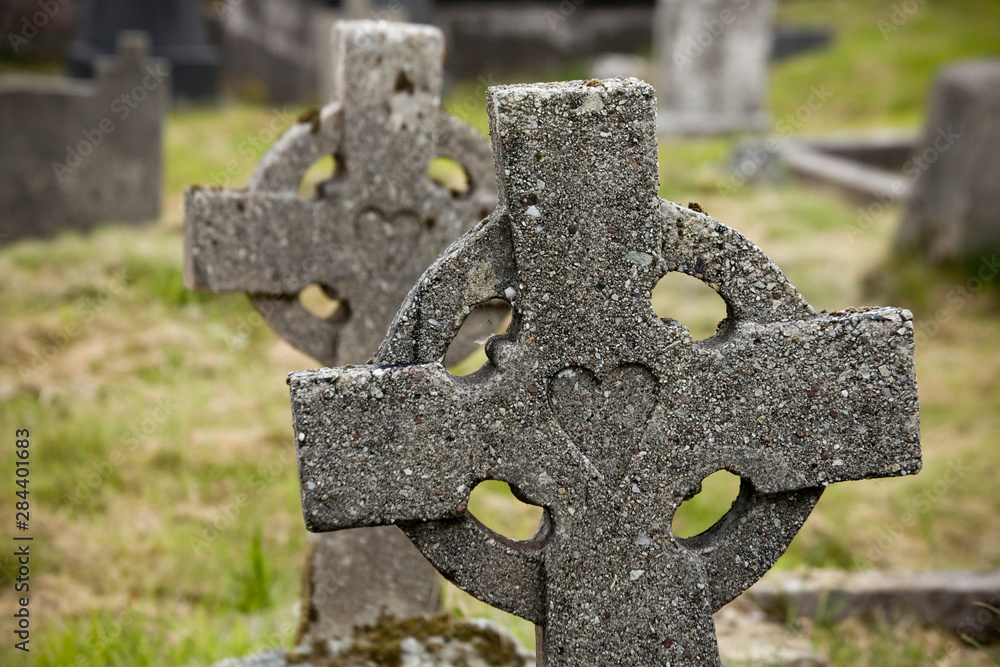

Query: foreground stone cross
[655,0,775,135]
[290,78,921,665]
[185,20,496,642]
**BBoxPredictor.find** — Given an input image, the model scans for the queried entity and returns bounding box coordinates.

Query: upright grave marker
[185,20,496,643]
[655,0,775,135]
[290,78,922,666]
[896,60,1000,261]
[0,31,168,242]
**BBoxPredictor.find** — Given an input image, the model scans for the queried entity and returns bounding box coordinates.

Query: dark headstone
[0,31,168,242]
[67,0,217,99]
[433,2,654,79]
[770,27,833,61]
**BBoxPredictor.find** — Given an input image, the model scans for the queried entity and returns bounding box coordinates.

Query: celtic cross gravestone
[289,78,921,665]
[185,20,496,643]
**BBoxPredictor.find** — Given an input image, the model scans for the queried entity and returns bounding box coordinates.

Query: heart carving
[548,364,658,479]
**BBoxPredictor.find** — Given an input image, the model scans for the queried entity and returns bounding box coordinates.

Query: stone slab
[211,614,536,667]
[748,569,1000,644]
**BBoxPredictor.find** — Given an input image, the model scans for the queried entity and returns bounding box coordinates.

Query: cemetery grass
[2,1,999,663]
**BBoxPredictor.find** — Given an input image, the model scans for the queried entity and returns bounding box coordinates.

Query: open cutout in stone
[467,480,546,542]
[672,470,742,539]
[427,156,471,197]
[298,284,348,322]
[651,271,729,340]
[298,154,345,199]
[445,299,513,374]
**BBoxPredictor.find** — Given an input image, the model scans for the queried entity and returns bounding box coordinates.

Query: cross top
[184,20,495,364]
[290,79,921,666]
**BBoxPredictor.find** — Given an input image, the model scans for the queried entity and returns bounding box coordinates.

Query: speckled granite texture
[290,78,921,666]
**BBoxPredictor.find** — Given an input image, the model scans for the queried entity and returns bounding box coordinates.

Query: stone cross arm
[186,187,353,295]
[291,304,919,533]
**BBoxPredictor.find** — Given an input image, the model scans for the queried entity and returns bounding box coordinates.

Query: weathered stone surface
[186,20,497,644]
[212,614,535,667]
[748,569,1000,644]
[186,19,495,366]
[290,78,921,666]
[896,60,1000,261]
[0,31,168,242]
[655,0,775,135]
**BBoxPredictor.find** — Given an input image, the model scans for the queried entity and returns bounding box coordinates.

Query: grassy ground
[2,0,1000,665]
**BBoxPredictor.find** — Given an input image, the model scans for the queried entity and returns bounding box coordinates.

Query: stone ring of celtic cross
[242,107,495,364]
[376,199,829,625]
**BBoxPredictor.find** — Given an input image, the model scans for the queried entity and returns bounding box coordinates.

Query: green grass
[2,0,1000,664]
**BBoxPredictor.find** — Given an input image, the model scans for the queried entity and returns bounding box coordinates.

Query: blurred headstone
[185,20,496,644]
[222,0,432,105]
[655,0,775,135]
[290,77,922,666]
[67,0,216,99]
[588,52,650,82]
[749,569,1000,645]
[896,60,1000,262]
[771,26,833,61]
[0,31,168,242]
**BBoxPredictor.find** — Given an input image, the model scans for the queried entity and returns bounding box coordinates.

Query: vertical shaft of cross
[487,79,665,371]
[333,21,442,193]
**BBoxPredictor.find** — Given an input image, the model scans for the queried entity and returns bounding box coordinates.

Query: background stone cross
[185,20,498,644]
[290,79,921,666]
[184,19,495,364]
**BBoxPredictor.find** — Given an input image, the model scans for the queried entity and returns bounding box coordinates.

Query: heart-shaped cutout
[548,364,658,479]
